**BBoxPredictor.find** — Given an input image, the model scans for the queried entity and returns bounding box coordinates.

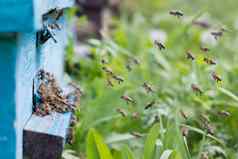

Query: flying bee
[200,152,209,159]
[126,63,132,71]
[205,123,215,135]
[154,40,165,50]
[200,46,210,52]
[211,31,223,40]
[145,100,156,109]
[142,82,154,93]
[112,75,124,84]
[132,57,140,65]
[186,51,195,60]
[204,57,216,65]
[132,112,140,119]
[130,132,143,138]
[106,78,114,87]
[121,95,136,104]
[211,72,222,82]
[102,66,113,75]
[192,20,210,29]
[180,110,188,120]
[169,10,184,18]
[116,108,127,117]
[218,110,230,117]
[101,58,108,65]
[37,26,57,45]
[181,126,189,137]
[191,84,203,94]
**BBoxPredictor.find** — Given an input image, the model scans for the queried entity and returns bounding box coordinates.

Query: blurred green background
[63,0,238,158]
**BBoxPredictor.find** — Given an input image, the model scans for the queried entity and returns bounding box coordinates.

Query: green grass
[64,1,238,158]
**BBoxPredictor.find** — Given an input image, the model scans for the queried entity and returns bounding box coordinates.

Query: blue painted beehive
[0,1,74,158]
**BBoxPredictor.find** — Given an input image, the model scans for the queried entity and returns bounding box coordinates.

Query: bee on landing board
[191,84,203,94]
[154,40,165,50]
[121,95,136,104]
[169,10,184,18]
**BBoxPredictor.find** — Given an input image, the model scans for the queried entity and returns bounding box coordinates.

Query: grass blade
[143,123,160,159]
[160,149,173,159]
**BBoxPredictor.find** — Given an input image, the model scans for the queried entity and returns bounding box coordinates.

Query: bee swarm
[33,70,81,143]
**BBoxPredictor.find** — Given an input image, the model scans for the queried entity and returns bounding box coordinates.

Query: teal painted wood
[0,32,37,159]
[0,34,18,159]
[0,0,74,32]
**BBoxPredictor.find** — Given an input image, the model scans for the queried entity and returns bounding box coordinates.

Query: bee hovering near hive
[211,72,222,82]
[154,40,165,50]
[169,10,184,18]
[186,50,195,61]
[142,82,154,93]
[204,57,216,65]
[121,95,136,104]
[145,100,156,110]
[191,84,203,95]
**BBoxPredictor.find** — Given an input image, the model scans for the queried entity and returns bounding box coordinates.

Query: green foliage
[65,0,238,159]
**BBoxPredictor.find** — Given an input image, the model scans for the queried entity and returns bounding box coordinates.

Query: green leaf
[122,145,135,159]
[160,150,173,159]
[143,123,160,159]
[93,129,114,159]
[86,129,100,159]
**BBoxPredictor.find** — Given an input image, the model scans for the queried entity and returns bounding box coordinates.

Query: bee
[48,23,61,30]
[211,72,222,82]
[205,123,215,135]
[132,112,140,119]
[180,110,188,120]
[37,26,57,45]
[186,51,195,60]
[191,84,203,94]
[169,10,184,18]
[132,57,140,65]
[126,63,132,72]
[142,82,154,93]
[130,132,143,138]
[121,95,136,104]
[200,152,209,159]
[192,20,210,29]
[211,31,223,40]
[218,110,230,117]
[112,75,124,84]
[204,57,216,65]
[102,66,113,75]
[154,40,165,50]
[200,46,210,52]
[106,78,114,87]
[45,8,64,21]
[101,58,108,65]
[145,100,156,109]
[181,126,189,137]
[116,108,127,117]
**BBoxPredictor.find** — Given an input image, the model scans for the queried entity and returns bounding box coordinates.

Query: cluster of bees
[100,10,230,157]
[33,69,82,143]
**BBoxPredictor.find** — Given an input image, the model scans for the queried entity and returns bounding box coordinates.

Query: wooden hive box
[0,0,74,158]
